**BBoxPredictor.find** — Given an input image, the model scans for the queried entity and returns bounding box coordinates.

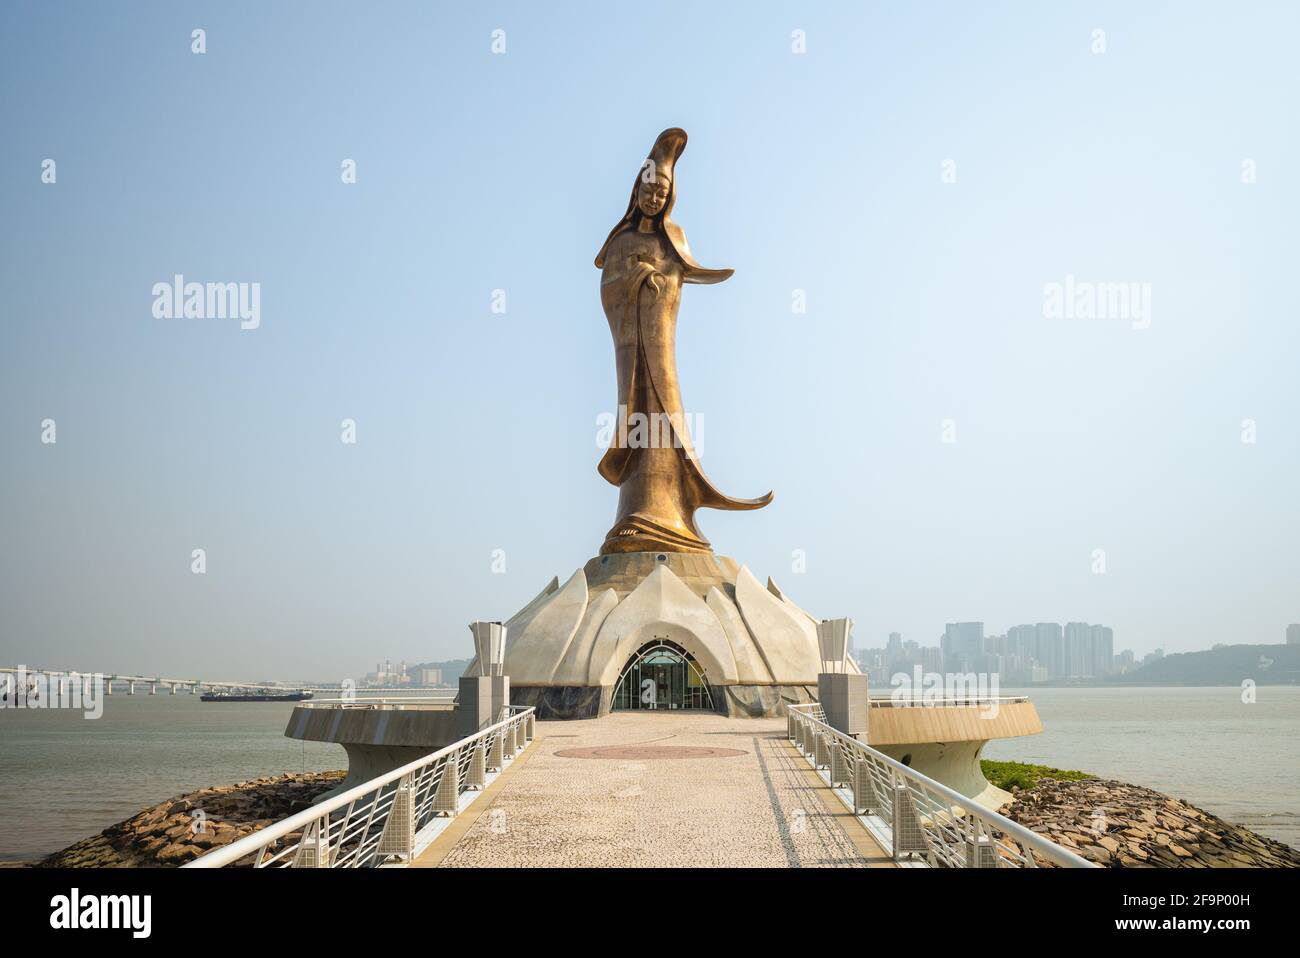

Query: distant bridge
[0,665,418,697]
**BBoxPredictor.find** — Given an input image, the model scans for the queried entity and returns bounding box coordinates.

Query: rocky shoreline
[19,766,1299,868]
[34,771,343,868]
[1001,777,1300,867]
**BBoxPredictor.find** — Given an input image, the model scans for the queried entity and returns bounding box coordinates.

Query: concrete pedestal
[817,672,868,738]
[284,702,457,797]
[458,675,510,738]
[478,551,858,719]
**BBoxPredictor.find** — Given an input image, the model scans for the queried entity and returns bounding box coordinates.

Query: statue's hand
[624,261,665,300]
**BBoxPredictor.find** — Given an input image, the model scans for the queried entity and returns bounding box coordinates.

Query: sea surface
[0,691,451,862]
[1,686,1296,860]
[984,686,1299,850]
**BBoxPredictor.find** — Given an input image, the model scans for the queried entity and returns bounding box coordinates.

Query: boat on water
[199,690,313,703]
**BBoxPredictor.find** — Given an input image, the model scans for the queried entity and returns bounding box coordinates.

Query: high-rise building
[1064,622,1094,676]
[942,622,984,671]
[1007,624,1036,670]
[1091,625,1114,676]
[1287,624,1300,646]
[1035,623,1063,677]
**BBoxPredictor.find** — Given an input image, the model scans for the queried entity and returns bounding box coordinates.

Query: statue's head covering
[594,127,734,285]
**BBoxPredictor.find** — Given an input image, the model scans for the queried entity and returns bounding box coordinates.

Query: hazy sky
[2,1,1296,681]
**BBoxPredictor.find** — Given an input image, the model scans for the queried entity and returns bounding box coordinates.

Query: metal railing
[298,694,457,709]
[184,705,535,868]
[787,703,1093,868]
[868,695,1030,708]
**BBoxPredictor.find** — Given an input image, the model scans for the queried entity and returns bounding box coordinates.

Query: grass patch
[981,760,1095,792]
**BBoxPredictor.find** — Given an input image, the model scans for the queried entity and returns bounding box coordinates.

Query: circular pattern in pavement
[554,745,747,760]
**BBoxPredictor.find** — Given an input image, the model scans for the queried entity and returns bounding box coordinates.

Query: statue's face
[637,176,670,217]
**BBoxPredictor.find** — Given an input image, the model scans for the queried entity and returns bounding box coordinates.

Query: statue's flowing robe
[596,226,771,554]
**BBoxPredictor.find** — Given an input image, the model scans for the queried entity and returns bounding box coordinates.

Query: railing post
[787,711,795,741]
[466,741,487,789]
[829,739,850,787]
[852,758,877,814]
[295,818,334,868]
[813,732,831,770]
[525,711,536,742]
[432,753,461,817]
[377,779,417,857]
[487,728,505,771]
[965,833,997,868]
[891,782,927,861]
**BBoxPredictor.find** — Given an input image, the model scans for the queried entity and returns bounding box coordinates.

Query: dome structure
[469,552,858,719]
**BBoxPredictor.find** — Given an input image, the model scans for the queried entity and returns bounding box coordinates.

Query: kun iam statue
[594,127,772,555]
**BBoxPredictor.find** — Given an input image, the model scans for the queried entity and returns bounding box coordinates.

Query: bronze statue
[595,128,772,555]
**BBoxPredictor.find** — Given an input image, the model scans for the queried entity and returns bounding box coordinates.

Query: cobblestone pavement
[431,712,890,868]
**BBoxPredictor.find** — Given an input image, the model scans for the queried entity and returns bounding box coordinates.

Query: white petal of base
[734,565,821,683]
[589,564,739,687]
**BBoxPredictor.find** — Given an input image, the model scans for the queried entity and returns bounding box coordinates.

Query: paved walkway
[415,712,892,868]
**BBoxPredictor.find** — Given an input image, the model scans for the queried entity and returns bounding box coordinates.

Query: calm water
[0,692,434,862]
[984,686,1300,850]
[1,686,1296,860]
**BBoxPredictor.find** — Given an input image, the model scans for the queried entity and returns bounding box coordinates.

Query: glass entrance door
[613,640,714,711]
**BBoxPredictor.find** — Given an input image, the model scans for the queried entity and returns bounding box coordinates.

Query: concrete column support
[817,672,868,738]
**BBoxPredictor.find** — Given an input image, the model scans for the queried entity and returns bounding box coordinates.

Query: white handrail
[184,706,533,868]
[787,703,1093,868]
[299,695,456,708]
[867,695,1031,708]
